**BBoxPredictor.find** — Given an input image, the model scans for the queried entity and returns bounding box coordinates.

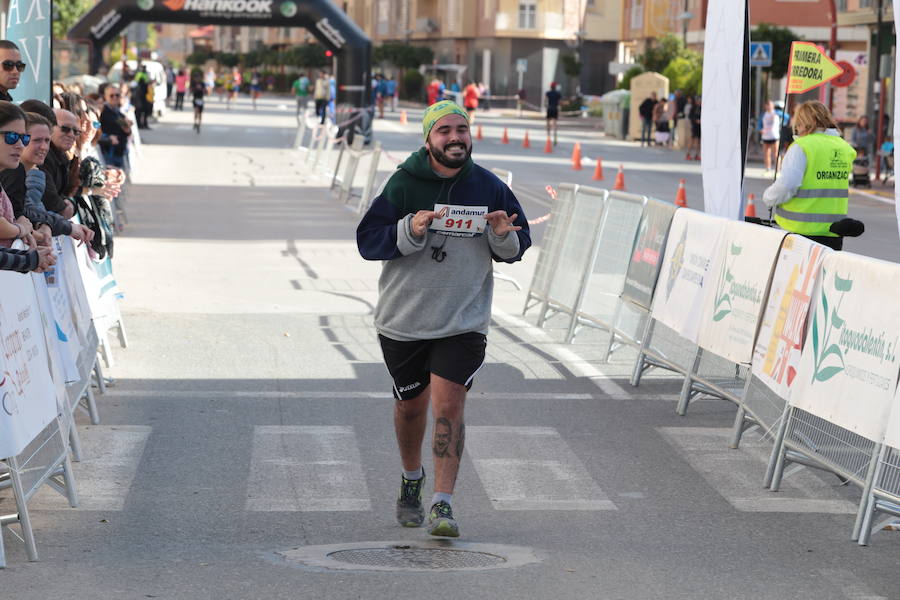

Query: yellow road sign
[786,41,843,94]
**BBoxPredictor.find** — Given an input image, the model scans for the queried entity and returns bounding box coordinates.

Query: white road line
[467,426,617,511]
[31,426,151,511]
[492,308,630,398]
[658,427,857,514]
[245,425,371,511]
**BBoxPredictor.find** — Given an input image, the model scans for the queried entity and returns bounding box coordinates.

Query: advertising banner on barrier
[697,222,786,364]
[60,237,94,349]
[650,209,728,343]
[790,253,900,442]
[884,382,900,448]
[73,239,121,337]
[32,273,73,415]
[622,200,678,309]
[0,272,58,459]
[752,236,830,399]
[40,244,81,384]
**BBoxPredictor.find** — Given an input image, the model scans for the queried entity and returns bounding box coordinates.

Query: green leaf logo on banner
[811,272,852,385]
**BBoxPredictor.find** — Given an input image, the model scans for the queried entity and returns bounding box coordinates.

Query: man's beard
[430,141,471,169]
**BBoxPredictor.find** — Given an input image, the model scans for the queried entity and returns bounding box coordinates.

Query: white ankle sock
[403,467,423,480]
[431,492,452,507]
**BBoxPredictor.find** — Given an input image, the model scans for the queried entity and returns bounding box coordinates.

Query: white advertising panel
[60,236,94,349]
[697,221,786,364]
[752,236,831,399]
[39,242,80,383]
[0,271,58,458]
[884,382,900,449]
[650,209,728,343]
[31,272,73,415]
[701,0,747,220]
[790,253,900,442]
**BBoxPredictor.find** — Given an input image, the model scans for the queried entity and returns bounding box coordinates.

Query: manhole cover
[328,546,505,569]
[278,540,539,572]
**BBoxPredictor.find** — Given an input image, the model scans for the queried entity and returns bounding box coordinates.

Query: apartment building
[346,0,623,102]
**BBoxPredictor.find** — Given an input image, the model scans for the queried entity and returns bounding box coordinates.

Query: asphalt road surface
[2,96,899,599]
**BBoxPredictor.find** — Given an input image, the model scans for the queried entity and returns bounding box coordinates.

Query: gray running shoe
[396,470,425,527]
[427,501,459,538]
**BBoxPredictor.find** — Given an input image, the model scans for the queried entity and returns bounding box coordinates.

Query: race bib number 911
[429,204,488,237]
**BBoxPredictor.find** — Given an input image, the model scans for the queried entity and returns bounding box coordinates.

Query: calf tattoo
[433,417,452,457]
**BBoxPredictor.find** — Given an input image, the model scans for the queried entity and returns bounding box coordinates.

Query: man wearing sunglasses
[0,41,25,102]
[38,109,83,221]
[98,82,130,168]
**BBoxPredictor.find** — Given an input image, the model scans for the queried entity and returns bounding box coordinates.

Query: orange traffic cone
[592,158,604,181]
[675,178,687,207]
[613,165,626,191]
[477,124,483,140]
[522,131,531,148]
[544,136,553,153]
[745,194,757,218]
[400,110,407,125]
[501,128,509,144]
[572,142,583,171]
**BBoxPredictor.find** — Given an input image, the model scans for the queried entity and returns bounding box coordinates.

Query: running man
[292,71,310,117]
[356,101,531,538]
[546,82,561,146]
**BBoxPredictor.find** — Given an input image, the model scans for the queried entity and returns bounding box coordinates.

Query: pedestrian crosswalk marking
[245,426,371,511]
[31,426,151,511]
[466,426,617,511]
[658,427,857,513]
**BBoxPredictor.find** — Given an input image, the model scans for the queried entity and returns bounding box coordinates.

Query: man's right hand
[410,207,448,238]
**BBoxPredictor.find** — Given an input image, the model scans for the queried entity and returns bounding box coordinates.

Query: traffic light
[325,50,333,57]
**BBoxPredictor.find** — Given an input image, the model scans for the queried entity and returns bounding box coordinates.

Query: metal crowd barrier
[565,191,646,344]
[522,183,578,321]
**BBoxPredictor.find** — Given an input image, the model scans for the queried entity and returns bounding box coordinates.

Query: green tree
[617,65,644,90]
[662,53,703,96]
[374,42,433,70]
[52,0,94,40]
[638,34,685,73]
[751,23,802,80]
[288,44,327,69]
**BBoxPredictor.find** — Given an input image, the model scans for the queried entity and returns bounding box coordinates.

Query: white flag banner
[650,208,728,343]
[701,0,747,219]
[0,271,58,459]
[752,235,831,399]
[790,252,900,442]
[698,221,786,364]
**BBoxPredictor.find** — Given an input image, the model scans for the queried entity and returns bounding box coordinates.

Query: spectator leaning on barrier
[39,109,82,220]
[356,100,530,539]
[763,100,858,251]
[0,40,24,102]
[98,82,131,168]
[1,112,93,246]
[0,101,54,272]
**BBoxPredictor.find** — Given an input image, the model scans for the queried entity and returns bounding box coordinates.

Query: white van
[107,60,168,117]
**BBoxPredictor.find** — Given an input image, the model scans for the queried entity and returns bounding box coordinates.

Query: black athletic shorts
[546,107,559,120]
[378,332,487,400]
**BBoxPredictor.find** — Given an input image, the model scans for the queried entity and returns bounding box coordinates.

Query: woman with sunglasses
[0,102,37,246]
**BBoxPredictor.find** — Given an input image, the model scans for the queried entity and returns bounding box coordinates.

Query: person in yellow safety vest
[762,100,859,251]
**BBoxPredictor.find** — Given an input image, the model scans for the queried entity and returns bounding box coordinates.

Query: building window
[519,1,536,29]
[859,0,872,6]
[836,0,847,9]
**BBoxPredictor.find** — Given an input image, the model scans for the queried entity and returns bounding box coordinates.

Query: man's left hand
[486,210,522,237]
